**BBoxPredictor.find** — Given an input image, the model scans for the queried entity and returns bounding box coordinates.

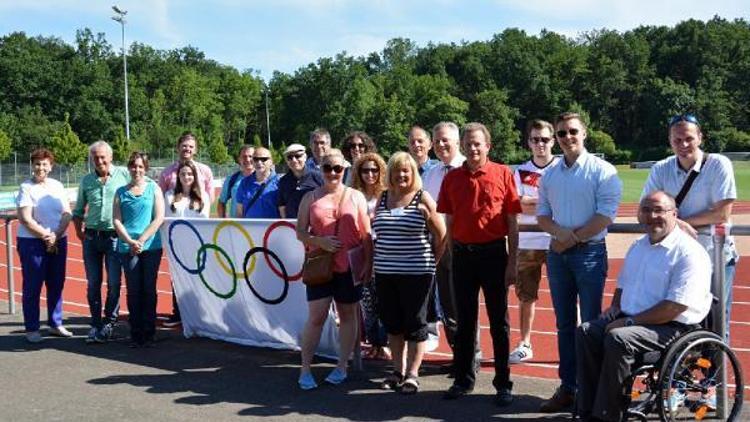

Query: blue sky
[0,1,746,80]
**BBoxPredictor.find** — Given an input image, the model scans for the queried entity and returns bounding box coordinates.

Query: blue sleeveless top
[116,179,162,253]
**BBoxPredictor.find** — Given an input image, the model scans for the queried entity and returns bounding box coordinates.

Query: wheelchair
[623,327,744,421]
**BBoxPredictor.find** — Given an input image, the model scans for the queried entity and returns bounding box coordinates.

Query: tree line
[1,16,749,166]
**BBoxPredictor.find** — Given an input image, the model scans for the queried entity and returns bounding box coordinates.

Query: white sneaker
[25,331,43,343]
[509,343,533,364]
[48,325,73,338]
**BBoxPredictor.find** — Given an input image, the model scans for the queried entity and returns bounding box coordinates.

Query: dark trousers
[576,317,688,421]
[18,237,67,332]
[121,249,163,344]
[452,240,512,392]
[82,231,122,329]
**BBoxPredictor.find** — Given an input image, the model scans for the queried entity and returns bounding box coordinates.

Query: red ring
[263,220,303,281]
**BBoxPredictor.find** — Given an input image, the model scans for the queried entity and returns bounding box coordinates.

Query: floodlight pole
[112,6,130,140]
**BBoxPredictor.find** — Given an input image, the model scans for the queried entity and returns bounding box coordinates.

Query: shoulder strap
[675,155,707,208]
[225,171,243,200]
[412,189,423,208]
[244,179,269,212]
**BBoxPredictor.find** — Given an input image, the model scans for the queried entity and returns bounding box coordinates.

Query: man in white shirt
[641,114,737,341]
[576,191,712,422]
[421,121,472,363]
[509,119,558,364]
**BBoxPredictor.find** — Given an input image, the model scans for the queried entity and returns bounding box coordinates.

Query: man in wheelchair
[576,191,713,422]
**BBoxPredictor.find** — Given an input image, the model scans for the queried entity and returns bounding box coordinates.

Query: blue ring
[168,220,206,274]
[243,246,289,305]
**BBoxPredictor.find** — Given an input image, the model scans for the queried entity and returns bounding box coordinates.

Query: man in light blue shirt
[407,125,439,176]
[536,112,622,413]
[641,113,737,341]
[217,145,254,218]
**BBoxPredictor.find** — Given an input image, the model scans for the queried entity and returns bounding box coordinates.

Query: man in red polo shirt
[438,122,521,406]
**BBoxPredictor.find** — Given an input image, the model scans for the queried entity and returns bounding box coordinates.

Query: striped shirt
[372,190,435,275]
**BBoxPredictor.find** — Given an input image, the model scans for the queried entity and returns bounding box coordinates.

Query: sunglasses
[668,114,700,128]
[253,157,271,163]
[359,167,379,175]
[285,152,305,161]
[530,137,553,144]
[556,128,580,138]
[322,164,345,174]
[349,143,366,150]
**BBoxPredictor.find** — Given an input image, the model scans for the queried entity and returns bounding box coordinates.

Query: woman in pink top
[295,149,372,390]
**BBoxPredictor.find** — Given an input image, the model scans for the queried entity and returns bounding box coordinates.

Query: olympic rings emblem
[167,219,302,304]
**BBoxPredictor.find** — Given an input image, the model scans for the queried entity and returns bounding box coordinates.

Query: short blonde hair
[321,148,345,165]
[386,151,423,193]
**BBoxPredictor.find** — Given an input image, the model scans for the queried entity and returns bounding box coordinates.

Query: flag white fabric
[160,217,339,357]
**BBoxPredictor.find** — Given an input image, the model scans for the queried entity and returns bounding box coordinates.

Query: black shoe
[495,388,513,407]
[443,384,473,400]
[162,315,181,328]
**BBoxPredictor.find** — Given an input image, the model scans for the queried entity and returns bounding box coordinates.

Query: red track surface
[1,204,748,391]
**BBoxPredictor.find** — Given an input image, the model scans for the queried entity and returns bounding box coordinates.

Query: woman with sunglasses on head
[16,148,73,343]
[236,147,281,219]
[372,152,446,395]
[351,152,391,360]
[113,152,165,348]
[278,143,323,219]
[295,149,373,390]
[341,131,377,186]
[164,161,210,218]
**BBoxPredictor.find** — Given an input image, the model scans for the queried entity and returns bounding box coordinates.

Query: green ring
[196,243,237,299]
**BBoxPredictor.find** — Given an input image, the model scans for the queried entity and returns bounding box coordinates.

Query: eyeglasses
[668,114,700,128]
[556,128,580,138]
[530,137,553,144]
[639,206,674,216]
[285,152,305,161]
[322,164,345,174]
[359,167,379,175]
[253,157,271,163]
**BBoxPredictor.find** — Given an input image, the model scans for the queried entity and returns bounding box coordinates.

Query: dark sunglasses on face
[360,167,379,175]
[322,164,345,174]
[668,113,700,128]
[253,157,271,163]
[286,152,305,161]
[350,143,366,150]
[556,128,580,138]
[530,137,553,144]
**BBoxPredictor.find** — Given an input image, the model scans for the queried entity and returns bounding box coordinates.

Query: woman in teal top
[113,152,165,347]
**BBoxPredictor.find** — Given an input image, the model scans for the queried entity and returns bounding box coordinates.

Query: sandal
[381,371,403,390]
[400,374,420,395]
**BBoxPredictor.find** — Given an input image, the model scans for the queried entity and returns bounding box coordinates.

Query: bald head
[638,191,678,243]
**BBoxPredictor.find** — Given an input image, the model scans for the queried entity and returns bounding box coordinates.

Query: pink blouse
[308,188,366,273]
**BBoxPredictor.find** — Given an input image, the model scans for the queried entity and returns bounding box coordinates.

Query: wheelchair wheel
[656,330,743,421]
[625,363,659,421]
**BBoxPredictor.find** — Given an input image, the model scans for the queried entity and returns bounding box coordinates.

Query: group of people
[14,111,736,420]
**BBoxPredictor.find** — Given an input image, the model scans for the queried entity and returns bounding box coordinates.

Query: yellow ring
[212,221,256,277]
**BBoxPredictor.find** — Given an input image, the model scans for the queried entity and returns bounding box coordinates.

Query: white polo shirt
[618,226,712,325]
[641,152,737,258]
[422,153,465,202]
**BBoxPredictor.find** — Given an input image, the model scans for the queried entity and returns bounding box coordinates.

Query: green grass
[616,161,750,203]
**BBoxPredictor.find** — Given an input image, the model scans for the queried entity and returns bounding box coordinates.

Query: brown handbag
[302,188,348,286]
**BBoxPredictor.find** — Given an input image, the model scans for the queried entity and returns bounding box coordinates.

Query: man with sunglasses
[509,119,559,365]
[408,126,439,175]
[278,143,323,218]
[217,144,255,218]
[236,147,280,218]
[642,114,737,341]
[537,112,622,413]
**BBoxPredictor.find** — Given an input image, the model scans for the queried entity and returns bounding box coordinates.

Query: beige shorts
[515,249,547,302]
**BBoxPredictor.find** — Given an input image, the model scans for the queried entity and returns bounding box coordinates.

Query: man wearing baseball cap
[278,143,324,218]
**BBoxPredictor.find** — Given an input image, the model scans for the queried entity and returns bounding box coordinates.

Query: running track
[0,205,748,391]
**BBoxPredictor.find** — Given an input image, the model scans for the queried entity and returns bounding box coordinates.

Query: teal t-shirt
[115,179,162,253]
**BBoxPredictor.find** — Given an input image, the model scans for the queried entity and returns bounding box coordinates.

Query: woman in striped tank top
[372,152,446,394]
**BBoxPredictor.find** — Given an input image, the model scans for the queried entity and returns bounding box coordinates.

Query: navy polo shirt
[277,169,324,218]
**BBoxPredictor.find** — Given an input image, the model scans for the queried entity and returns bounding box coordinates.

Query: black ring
[242,246,289,305]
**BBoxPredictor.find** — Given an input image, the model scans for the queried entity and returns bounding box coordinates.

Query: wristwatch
[625,317,635,327]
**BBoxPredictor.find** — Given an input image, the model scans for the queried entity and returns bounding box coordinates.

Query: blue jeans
[83,231,123,329]
[547,242,608,391]
[120,249,163,344]
[18,237,68,332]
